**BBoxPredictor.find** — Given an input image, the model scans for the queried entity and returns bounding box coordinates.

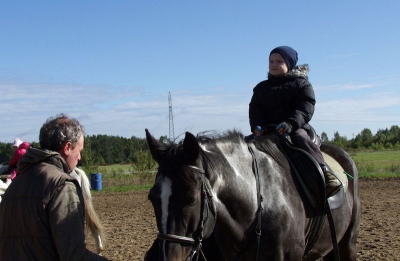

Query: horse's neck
[208,142,296,247]
[207,146,261,235]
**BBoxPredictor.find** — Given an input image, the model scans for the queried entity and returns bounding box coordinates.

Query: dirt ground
[87,178,400,261]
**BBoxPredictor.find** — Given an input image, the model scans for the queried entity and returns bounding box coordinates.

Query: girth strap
[279,139,340,261]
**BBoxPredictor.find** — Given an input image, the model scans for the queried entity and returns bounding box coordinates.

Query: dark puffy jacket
[0,147,108,261]
[249,64,315,131]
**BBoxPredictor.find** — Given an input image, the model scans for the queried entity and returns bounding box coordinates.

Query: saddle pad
[322,152,348,192]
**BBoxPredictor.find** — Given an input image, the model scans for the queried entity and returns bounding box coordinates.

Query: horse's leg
[73,168,105,254]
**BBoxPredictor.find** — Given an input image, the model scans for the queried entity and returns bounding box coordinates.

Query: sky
[1,1,399,144]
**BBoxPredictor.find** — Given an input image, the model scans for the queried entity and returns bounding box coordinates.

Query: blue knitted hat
[270,46,298,71]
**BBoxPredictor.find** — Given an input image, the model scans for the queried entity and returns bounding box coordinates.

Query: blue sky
[1,1,399,143]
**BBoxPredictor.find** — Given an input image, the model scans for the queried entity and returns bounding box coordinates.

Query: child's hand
[253,126,263,137]
[275,122,292,138]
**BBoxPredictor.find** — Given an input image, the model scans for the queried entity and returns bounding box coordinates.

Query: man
[0,114,109,261]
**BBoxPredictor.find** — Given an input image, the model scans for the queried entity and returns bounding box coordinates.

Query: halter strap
[157,233,195,245]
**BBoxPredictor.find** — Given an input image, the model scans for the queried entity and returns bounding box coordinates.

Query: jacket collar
[18,147,70,174]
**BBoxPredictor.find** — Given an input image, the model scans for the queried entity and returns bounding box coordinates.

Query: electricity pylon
[168,92,175,141]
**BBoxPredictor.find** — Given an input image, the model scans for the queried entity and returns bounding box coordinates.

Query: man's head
[39,113,85,170]
[269,46,298,76]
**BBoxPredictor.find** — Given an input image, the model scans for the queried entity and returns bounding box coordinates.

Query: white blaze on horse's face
[160,176,172,235]
[160,176,173,261]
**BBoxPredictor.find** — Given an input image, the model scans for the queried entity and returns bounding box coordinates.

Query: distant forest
[1,125,399,166]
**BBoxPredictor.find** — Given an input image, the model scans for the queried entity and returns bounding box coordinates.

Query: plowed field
[87,178,400,261]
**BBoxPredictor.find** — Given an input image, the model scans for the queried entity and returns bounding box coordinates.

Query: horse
[71,167,105,255]
[0,179,10,203]
[0,163,104,254]
[145,129,360,260]
[0,164,11,203]
[0,164,8,175]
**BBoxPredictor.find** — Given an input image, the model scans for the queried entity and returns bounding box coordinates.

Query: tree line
[1,125,399,166]
[0,134,166,168]
[321,125,400,150]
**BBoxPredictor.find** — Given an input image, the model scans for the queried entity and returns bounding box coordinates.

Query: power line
[313,119,399,123]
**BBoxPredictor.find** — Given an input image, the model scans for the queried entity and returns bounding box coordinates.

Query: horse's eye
[186,193,197,206]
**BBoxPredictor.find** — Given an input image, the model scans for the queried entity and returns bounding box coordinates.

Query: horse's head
[146,129,216,261]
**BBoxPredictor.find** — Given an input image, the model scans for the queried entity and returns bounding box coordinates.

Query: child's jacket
[249,64,315,132]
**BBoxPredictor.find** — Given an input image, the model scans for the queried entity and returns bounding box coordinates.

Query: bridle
[156,165,217,261]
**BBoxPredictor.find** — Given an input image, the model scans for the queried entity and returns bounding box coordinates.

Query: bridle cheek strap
[157,165,216,261]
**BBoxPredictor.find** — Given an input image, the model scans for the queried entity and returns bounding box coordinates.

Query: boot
[322,166,342,197]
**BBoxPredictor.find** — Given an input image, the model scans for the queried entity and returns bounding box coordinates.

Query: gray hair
[39,113,85,151]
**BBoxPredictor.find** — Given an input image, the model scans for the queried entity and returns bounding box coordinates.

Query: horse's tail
[73,168,105,254]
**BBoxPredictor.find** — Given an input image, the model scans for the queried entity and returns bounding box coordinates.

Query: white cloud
[1,77,398,144]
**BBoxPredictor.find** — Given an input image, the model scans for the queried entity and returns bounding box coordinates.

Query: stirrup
[326,183,342,198]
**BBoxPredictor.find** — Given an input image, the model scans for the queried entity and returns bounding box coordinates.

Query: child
[248,46,341,197]
[5,138,30,179]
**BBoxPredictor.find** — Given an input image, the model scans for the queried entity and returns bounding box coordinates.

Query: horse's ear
[183,132,200,163]
[145,129,164,163]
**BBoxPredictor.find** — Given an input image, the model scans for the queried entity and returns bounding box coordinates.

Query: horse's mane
[196,129,286,167]
[196,129,244,146]
[160,130,288,188]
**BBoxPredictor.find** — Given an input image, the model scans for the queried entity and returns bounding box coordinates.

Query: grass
[82,164,156,192]
[92,184,153,193]
[84,150,400,192]
[350,150,400,178]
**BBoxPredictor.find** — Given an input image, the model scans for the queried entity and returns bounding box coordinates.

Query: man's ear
[60,142,72,156]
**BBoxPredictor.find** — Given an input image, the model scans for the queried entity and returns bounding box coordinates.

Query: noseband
[157,165,216,261]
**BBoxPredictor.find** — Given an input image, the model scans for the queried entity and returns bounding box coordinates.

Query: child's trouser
[290,128,325,166]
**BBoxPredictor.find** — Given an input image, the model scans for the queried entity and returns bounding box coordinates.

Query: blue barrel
[90,173,102,191]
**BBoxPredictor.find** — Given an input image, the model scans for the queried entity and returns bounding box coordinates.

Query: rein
[157,165,216,261]
[232,144,264,261]
[247,145,263,261]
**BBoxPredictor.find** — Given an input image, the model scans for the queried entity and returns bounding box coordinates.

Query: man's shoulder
[27,161,77,189]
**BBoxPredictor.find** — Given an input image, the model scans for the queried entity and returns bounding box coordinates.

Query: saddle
[246,124,345,260]
[278,126,346,260]
[279,126,345,208]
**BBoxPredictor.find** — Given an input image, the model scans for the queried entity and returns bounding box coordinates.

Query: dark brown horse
[145,129,360,260]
